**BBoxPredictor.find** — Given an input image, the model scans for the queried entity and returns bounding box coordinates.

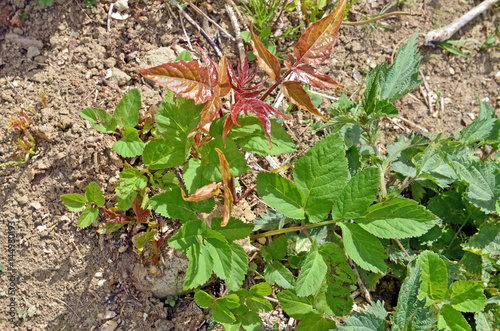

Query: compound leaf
[226,242,248,291]
[277,289,315,319]
[211,217,254,241]
[256,172,305,219]
[184,243,213,290]
[168,219,207,251]
[438,304,471,331]
[264,260,295,289]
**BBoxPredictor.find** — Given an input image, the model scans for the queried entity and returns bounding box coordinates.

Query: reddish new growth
[138,0,347,148]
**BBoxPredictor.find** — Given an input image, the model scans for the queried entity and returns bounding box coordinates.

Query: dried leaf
[281,81,327,122]
[215,148,231,184]
[294,64,344,89]
[182,183,221,201]
[294,0,346,66]
[138,60,213,105]
[221,185,233,227]
[250,24,281,81]
[216,55,231,97]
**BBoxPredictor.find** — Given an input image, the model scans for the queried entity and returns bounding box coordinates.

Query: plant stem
[251,219,337,240]
[394,238,412,261]
[447,216,470,251]
[260,69,293,101]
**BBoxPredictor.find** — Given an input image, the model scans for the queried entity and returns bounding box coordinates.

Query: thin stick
[344,11,421,26]
[264,296,280,304]
[228,0,248,30]
[397,116,429,133]
[184,0,235,41]
[394,238,412,261]
[47,294,77,315]
[107,3,114,32]
[179,12,193,51]
[4,75,23,99]
[419,69,433,114]
[424,0,499,47]
[348,257,371,303]
[309,88,340,101]
[387,117,408,132]
[226,4,245,64]
[169,0,223,58]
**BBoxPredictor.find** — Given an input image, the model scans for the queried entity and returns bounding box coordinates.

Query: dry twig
[348,257,372,303]
[183,0,235,41]
[225,4,245,65]
[424,0,499,47]
[344,11,422,26]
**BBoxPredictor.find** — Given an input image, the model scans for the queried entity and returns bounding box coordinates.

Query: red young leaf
[250,24,281,81]
[216,55,231,97]
[281,81,328,122]
[133,198,151,223]
[103,207,131,224]
[294,0,346,66]
[181,183,221,201]
[215,148,233,227]
[284,54,296,69]
[199,46,219,88]
[138,60,213,104]
[198,96,223,131]
[294,64,344,89]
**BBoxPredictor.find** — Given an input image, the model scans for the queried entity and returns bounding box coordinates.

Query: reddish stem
[259,69,293,101]
[234,185,255,204]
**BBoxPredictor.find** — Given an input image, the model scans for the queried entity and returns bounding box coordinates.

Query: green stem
[251,219,337,240]
[447,216,470,251]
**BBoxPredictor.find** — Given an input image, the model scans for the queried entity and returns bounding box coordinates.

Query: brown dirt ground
[0,0,499,330]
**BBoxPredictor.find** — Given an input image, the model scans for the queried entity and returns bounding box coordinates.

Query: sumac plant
[61,0,498,329]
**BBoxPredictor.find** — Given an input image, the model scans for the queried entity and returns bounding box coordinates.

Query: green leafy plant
[61,0,500,328]
[18,12,28,19]
[38,0,53,6]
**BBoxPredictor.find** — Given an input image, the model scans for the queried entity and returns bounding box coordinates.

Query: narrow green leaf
[114,88,141,128]
[97,221,127,234]
[438,304,471,331]
[331,167,380,221]
[447,281,486,312]
[277,290,315,319]
[227,242,248,291]
[85,182,105,206]
[168,219,207,251]
[296,311,337,331]
[296,248,328,297]
[61,194,87,212]
[355,198,439,239]
[339,222,387,274]
[204,229,232,280]
[264,260,295,289]
[294,133,348,223]
[194,289,213,308]
[113,127,145,158]
[211,217,254,241]
[80,108,117,133]
[256,172,305,219]
[184,243,213,290]
[78,205,99,227]
[417,251,448,301]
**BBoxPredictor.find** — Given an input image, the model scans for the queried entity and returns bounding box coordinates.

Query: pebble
[37,225,47,232]
[27,46,41,59]
[100,320,118,331]
[449,67,455,75]
[495,71,500,83]
[97,279,106,287]
[17,195,29,205]
[110,68,131,86]
[5,33,43,49]
[95,272,103,278]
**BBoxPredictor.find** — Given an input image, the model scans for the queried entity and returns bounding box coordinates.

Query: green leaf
[337,300,388,331]
[113,127,145,158]
[339,222,387,274]
[115,168,147,210]
[168,220,207,251]
[294,133,348,223]
[446,281,486,312]
[376,32,422,103]
[256,172,305,219]
[114,88,141,128]
[296,311,337,331]
[268,235,288,260]
[204,229,232,280]
[438,304,471,331]
[355,198,439,239]
[451,159,500,213]
[263,260,295,289]
[80,108,117,133]
[212,299,236,324]
[211,217,254,241]
[176,51,192,61]
[149,188,214,222]
[227,242,248,291]
[277,290,315,319]
[194,289,213,308]
[97,221,127,234]
[61,193,87,212]
[417,250,448,301]
[460,118,500,144]
[249,282,272,297]
[136,231,157,252]
[85,182,105,206]
[296,245,328,297]
[462,222,500,261]
[427,191,469,225]
[156,98,203,148]
[238,308,261,331]
[184,243,213,289]
[228,117,296,156]
[78,205,99,227]
[246,294,272,313]
[391,262,437,331]
[142,139,186,169]
[331,167,380,221]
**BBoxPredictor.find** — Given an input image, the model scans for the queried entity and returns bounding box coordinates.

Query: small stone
[97,279,106,287]
[30,201,42,210]
[100,319,118,331]
[118,246,127,253]
[5,33,42,49]
[17,196,29,205]
[98,309,117,320]
[95,272,103,278]
[140,47,176,69]
[104,57,116,68]
[495,71,500,82]
[350,41,362,53]
[449,67,455,75]
[110,68,131,86]
[27,46,41,59]
[27,305,36,317]
[37,225,47,232]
